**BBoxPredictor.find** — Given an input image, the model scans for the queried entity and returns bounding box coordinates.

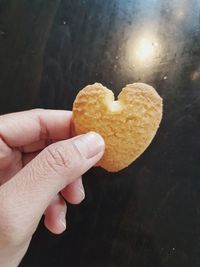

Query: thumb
[0,132,104,243]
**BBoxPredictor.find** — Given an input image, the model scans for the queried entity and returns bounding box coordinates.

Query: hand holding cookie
[73,83,163,172]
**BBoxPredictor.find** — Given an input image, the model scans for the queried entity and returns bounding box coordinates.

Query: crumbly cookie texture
[72,83,163,172]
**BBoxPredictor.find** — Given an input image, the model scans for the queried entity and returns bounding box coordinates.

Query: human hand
[0,109,105,267]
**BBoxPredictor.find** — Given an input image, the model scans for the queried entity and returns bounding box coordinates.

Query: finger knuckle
[0,151,8,164]
[31,108,44,113]
[45,144,75,173]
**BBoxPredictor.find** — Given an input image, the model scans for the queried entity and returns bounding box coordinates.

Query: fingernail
[59,212,66,231]
[74,132,105,159]
[78,187,85,201]
[76,177,85,201]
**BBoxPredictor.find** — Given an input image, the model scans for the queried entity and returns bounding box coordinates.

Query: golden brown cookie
[72,83,163,172]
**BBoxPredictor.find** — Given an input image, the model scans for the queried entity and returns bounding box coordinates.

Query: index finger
[0,109,72,148]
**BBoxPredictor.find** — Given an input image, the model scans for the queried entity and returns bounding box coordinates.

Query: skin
[0,109,105,267]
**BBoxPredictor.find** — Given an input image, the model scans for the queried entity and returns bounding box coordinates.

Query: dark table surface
[0,0,200,266]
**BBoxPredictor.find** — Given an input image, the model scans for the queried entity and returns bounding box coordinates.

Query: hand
[0,109,105,267]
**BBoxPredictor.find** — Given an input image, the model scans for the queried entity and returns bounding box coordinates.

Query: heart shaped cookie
[73,83,163,172]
